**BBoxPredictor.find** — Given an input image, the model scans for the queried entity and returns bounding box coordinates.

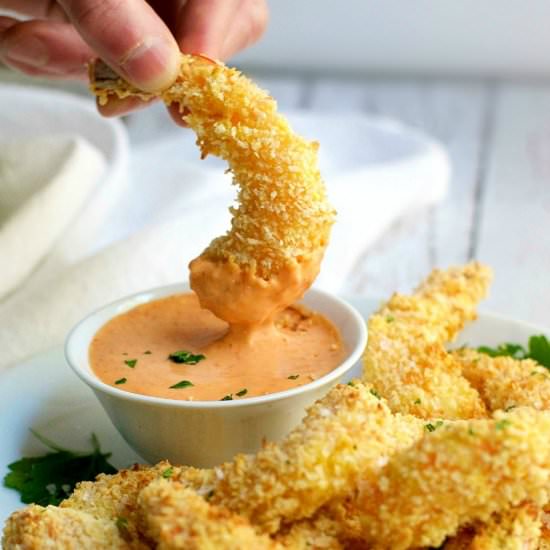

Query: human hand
[0,0,268,118]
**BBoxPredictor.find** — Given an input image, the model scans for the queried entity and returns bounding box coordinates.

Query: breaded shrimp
[138,480,280,550]
[353,407,550,549]
[208,382,424,533]
[2,505,134,550]
[453,348,550,412]
[3,384,421,545]
[58,461,215,546]
[362,262,492,419]
[90,56,335,325]
[3,462,215,549]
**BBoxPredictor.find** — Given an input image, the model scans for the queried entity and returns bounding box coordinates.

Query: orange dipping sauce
[89,293,345,401]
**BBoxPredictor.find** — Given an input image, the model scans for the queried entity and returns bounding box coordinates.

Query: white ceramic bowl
[65,284,367,467]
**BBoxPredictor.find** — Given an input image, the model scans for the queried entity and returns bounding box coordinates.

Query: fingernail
[119,37,179,92]
[3,36,49,67]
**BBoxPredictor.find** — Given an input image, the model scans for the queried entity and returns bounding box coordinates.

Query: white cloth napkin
[0,135,106,300]
[0,106,449,369]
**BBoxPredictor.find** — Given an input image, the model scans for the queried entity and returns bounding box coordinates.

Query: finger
[0,0,67,21]
[97,95,157,117]
[0,18,93,78]
[167,103,190,128]
[58,0,180,92]
[220,0,268,59]
[175,0,240,58]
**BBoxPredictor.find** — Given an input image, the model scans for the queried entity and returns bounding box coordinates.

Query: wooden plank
[475,85,550,326]
[310,78,488,296]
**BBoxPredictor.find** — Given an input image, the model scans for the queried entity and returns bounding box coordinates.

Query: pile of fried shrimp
[5,261,550,550]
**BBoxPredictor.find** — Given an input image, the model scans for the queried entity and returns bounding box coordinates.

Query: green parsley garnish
[124,359,137,368]
[424,420,444,433]
[162,467,174,478]
[236,388,248,397]
[114,377,127,385]
[116,517,128,530]
[369,389,381,399]
[386,315,395,323]
[3,431,115,506]
[495,419,511,431]
[221,394,233,401]
[288,374,300,380]
[347,380,356,387]
[169,380,194,389]
[477,335,550,369]
[168,350,206,365]
[414,398,422,405]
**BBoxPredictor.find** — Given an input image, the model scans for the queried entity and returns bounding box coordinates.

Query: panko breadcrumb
[454,348,550,412]
[354,407,550,549]
[362,262,492,419]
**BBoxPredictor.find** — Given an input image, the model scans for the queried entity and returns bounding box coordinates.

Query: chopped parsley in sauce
[168,350,206,365]
[169,380,194,389]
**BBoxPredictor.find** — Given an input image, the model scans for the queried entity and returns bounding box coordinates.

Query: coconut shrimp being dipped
[91,54,335,328]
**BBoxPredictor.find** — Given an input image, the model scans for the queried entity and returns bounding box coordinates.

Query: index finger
[58,0,180,92]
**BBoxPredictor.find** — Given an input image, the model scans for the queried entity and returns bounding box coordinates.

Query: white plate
[1,298,548,526]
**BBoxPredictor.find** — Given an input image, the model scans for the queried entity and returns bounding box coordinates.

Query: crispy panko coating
[2,462,216,549]
[90,56,335,279]
[453,348,550,412]
[354,408,550,549]
[60,461,215,546]
[362,262,492,419]
[2,505,132,550]
[138,480,279,550]
[208,382,424,534]
[444,503,542,549]
[274,514,345,550]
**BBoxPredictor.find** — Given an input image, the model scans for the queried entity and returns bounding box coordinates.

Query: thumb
[58,0,180,91]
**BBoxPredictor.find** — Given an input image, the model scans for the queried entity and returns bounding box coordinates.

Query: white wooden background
[236,75,550,327]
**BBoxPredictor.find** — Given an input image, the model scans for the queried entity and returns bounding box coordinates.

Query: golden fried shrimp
[3,462,215,549]
[138,480,280,550]
[208,382,424,534]
[362,262,492,419]
[453,348,550,412]
[2,505,133,550]
[353,408,550,550]
[57,461,214,546]
[90,56,335,325]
